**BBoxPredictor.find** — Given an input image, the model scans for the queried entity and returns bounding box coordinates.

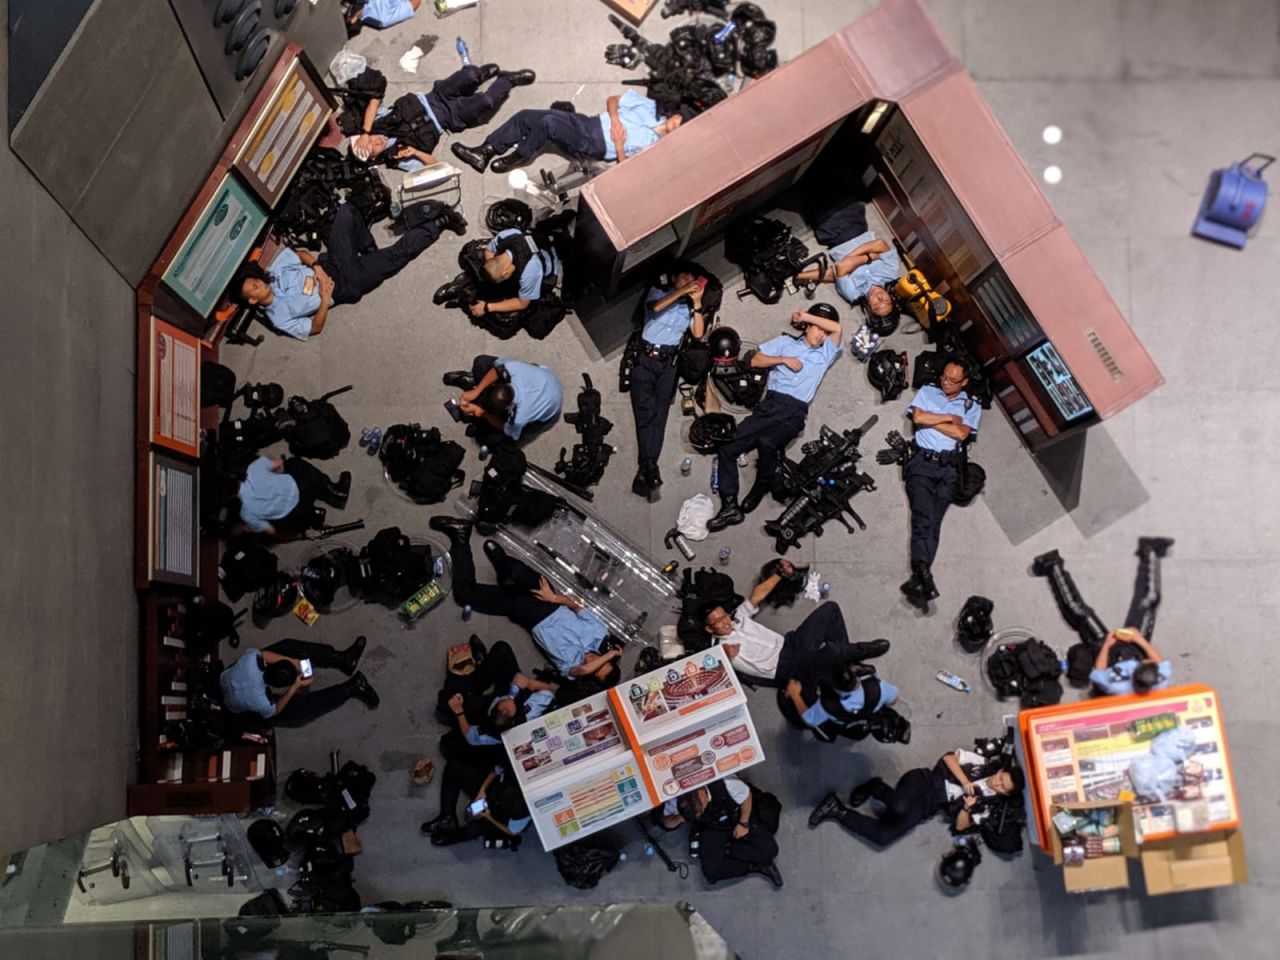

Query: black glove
[876,430,910,466]
[604,44,641,69]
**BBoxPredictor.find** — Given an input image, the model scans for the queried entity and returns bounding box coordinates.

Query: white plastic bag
[329,49,368,86]
[677,494,716,541]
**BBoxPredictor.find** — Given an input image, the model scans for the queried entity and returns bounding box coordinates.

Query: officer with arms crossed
[794,194,901,320]
[899,357,982,608]
[707,305,843,531]
[629,270,708,495]
[443,355,564,447]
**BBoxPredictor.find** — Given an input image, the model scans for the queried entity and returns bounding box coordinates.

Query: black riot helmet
[247,819,289,868]
[867,350,908,402]
[938,840,982,890]
[689,413,737,453]
[708,326,741,362]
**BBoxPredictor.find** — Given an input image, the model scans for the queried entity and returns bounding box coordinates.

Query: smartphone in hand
[299,658,314,679]
[444,399,463,423]
[468,798,488,817]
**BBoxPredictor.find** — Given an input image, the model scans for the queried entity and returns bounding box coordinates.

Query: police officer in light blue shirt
[708,305,843,531]
[1089,630,1172,696]
[899,357,983,607]
[533,606,624,680]
[235,455,351,538]
[785,668,900,735]
[347,0,421,35]
[795,192,901,321]
[629,268,710,496]
[443,354,563,445]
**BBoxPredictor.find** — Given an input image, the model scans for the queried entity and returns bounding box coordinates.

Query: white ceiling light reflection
[1042,125,1063,145]
[1043,165,1063,185]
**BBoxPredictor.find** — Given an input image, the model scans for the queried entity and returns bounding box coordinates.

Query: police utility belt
[911,444,962,466]
[641,341,680,361]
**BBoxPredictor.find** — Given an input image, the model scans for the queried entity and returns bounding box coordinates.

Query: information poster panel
[162,175,268,319]
[148,453,199,587]
[234,57,332,208]
[148,316,201,457]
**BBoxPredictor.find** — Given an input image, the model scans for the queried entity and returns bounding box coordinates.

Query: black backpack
[724,217,817,305]
[978,795,1026,854]
[554,841,622,889]
[379,424,466,503]
[279,386,353,460]
[355,527,434,606]
[201,361,238,408]
[220,544,279,602]
[185,599,244,651]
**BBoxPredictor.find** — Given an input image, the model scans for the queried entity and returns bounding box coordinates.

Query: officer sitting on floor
[347,63,536,170]
[442,354,564,447]
[809,749,1023,846]
[899,357,982,608]
[629,269,708,495]
[220,637,378,728]
[781,660,900,742]
[233,454,350,539]
[702,559,889,684]
[661,778,784,888]
[437,637,559,752]
[707,306,844,531]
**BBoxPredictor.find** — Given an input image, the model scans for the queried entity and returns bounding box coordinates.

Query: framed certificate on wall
[147,452,199,587]
[148,315,201,457]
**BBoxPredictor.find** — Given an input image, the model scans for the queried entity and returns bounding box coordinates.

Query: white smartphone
[299,658,314,679]
[468,798,488,817]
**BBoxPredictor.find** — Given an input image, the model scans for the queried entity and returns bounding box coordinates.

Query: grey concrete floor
[218,1,1280,958]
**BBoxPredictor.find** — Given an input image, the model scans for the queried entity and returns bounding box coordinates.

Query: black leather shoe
[490,153,528,174]
[1138,536,1175,557]
[430,515,474,544]
[482,539,513,580]
[350,671,380,709]
[336,635,367,676]
[856,638,891,661]
[808,792,845,828]
[451,141,495,173]
[324,471,351,508]
[421,813,457,835]
[912,562,939,601]
[1031,549,1062,577]
[476,63,500,82]
[501,69,536,86]
[740,480,769,515]
[632,467,654,497]
[435,207,468,236]
[755,862,784,888]
[443,371,476,390]
[707,496,745,532]
[434,274,473,306]
[849,777,884,808]
[469,634,487,664]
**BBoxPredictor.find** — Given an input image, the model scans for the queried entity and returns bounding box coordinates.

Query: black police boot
[482,539,514,582]
[739,479,770,515]
[707,495,745,532]
[500,69,537,86]
[336,635,367,676]
[752,861,784,888]
[476,63,501,82]
[854,638,891,661]
[434,275,472,306]
[913,562,939,601]
[1031,549,1062,577]
[849,776,884,808]
[434,207,469,236]
[451,141,495,173]
[808,792,846,828]
[421,813,457,836]
[1138,536,1175,557]
[631,466,653,497]
[899,570,925,602]
[490,152,529,175]
[442,370,476,390]
[349,671,381,709]
[324,471,352,508]
[429,515,473,545]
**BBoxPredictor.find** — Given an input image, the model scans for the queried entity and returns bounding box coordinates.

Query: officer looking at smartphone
[219,637,379,728]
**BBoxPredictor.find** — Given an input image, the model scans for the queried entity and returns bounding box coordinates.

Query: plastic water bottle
[478,445,490,462]
[718,546,731,566]
[462,604,473,622]
[455,36,472,66]
[680,457,693,476]
[819,582,831,600]
[710,460,719,494]
[936,671,972,693]
[713,21,737,43]
[644,843,655,857]
[618,851,629,863]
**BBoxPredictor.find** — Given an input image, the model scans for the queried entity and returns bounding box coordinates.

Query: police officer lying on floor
[702,559,889,684]
[794,191,901,320]
[421,758,531,849]
[442,355,564,447]
[345,0,421,35]
[707,306,843,532]
[451,90,683,174]
[233,454,351,539]
[431,517,624,687]
[808,749,1024,846]
[1031,537,1175,695]
[781,660,900,741]
[899,357,982,607]
[437,637,559,752]
[348,64,536,170]
[629,269,708,495]
[661,778,784,887]
[230,201,465,340]
[219,637,378,728]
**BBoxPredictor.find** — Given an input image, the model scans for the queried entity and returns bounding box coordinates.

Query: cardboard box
[1140,830,1248,895]
[1047,801,1137,893]
[598,0,658,25]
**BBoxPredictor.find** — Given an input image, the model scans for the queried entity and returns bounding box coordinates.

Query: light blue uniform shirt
[829,230,901,304]
[801,679,899,730]
[220,651,275,719]
[758,334,841,405]
[486,229,560,301]
[264,248,331,340]
[533,607,609,674]
[238,457,300,533]
[464,686,555,746]
[906,385,982,452]
[598,91,662,161]
[361,0,416,28]
[641,286,694,346]
[497,357,564,440]
[1090,660,1172,696]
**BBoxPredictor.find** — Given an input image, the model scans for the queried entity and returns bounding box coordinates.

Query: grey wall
[0,0,139,856]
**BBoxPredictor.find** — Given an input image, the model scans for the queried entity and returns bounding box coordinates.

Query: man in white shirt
[701,559,889,683]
